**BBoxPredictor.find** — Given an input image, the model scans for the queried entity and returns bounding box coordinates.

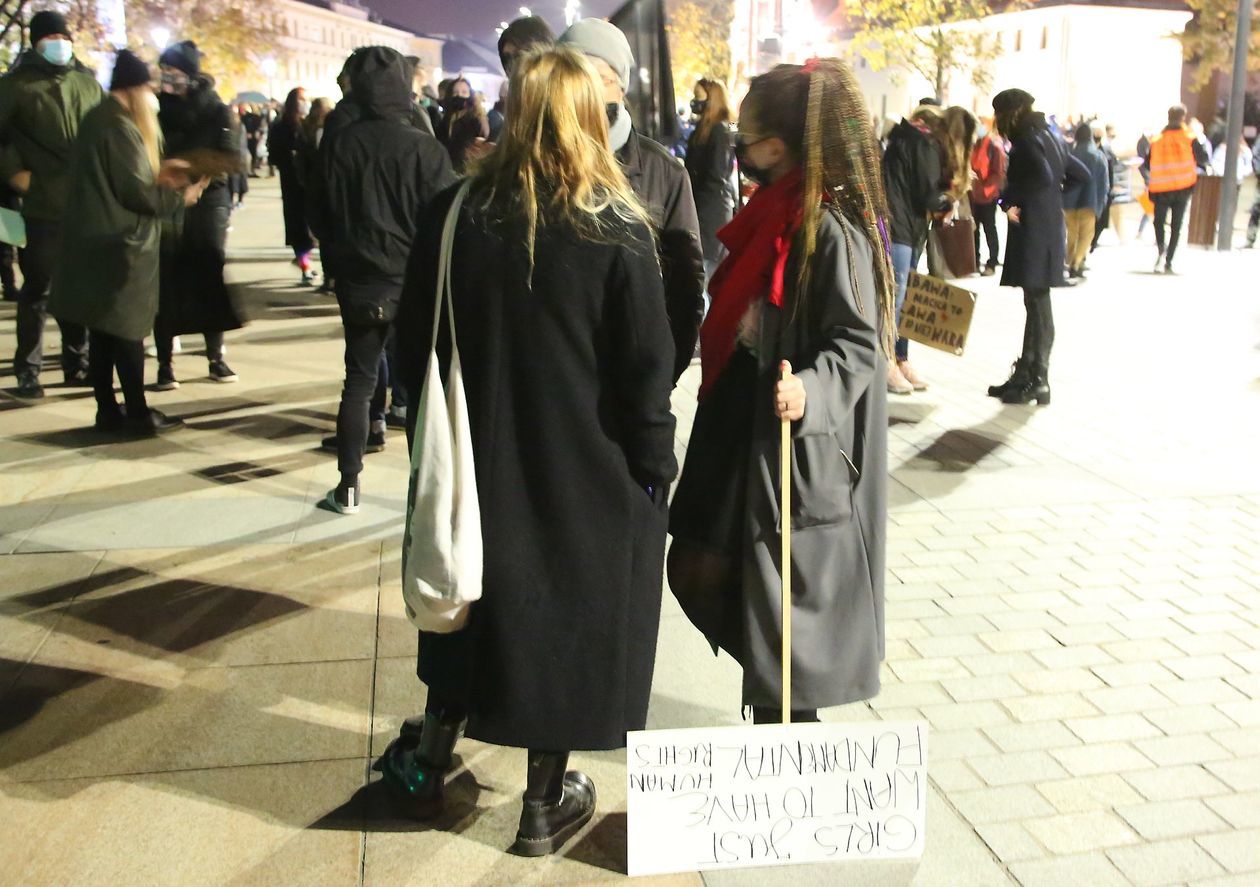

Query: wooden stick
[780,365,793,725]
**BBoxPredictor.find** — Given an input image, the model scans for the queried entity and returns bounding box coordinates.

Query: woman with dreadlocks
[667,59,894,724]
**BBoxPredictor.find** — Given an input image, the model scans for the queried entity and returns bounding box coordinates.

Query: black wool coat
[685,122,735,262]
[882,119,950,249]
[157,82,244,335]
[999,114,1090,290]
[268,118,313,252]
[395,187,679,751]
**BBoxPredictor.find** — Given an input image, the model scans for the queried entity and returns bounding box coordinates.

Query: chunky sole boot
[510,771,597,857]
[1000,377,1051,406]
[988,358,1031,398]
[378,713,463,820]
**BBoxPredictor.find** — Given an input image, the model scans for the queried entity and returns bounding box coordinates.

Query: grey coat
[740,208,888,709]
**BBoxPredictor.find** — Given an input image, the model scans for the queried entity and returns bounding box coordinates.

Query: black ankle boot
[1000,367,1051,406]
[988,358,1031,398]
[509,751,597,857]
[378,712,464,819]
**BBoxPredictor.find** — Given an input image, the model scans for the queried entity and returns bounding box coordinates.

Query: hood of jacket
[1013,111,1049,141]
[347,46,412,121]
[888,118,932,149]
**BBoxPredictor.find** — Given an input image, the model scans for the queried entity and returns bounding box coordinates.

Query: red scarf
[699,167,803,400]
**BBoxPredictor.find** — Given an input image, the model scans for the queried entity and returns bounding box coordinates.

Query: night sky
[369,0,624,43]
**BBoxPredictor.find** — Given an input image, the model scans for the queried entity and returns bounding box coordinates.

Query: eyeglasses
[733,133,771,151]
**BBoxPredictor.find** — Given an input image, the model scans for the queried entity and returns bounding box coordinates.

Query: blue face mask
[38,38,73,67]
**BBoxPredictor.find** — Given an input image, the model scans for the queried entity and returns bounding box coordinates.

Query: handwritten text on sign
[625,721,928,877]
[897,272,976,356]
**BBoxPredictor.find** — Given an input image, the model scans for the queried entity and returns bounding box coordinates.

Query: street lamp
[150,26,170,49]
[519,6,532,16]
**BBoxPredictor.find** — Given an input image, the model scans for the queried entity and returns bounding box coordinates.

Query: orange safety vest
[1148,127,1198,194]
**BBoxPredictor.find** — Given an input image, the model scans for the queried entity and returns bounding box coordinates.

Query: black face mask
[690,99,708,116]
[734,140,772,186]
[443,95,470,113]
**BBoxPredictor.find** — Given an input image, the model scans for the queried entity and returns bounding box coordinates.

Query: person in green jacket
[0,10,106,399]
[48,51,206,435]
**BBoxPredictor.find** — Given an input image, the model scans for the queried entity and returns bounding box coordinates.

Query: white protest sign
[626,721,928,877]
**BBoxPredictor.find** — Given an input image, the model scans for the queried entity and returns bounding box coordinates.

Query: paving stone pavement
[1,178,1258,886]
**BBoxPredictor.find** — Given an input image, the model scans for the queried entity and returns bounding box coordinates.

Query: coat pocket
[788,433,858,530]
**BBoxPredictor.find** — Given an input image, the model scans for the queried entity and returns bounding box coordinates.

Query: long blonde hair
[468,47,649,273]
[694,78,732,145]
[113,87,162,177]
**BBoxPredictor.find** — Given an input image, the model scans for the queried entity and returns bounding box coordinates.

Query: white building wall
[834,5,1191,152]
[259,0,427,103]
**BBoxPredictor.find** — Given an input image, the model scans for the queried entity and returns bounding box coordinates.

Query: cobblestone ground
[1,178,1258,886]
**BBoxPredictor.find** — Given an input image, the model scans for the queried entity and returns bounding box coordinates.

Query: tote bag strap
[430,180,474,355]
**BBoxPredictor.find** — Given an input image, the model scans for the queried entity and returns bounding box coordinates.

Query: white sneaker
[324,485,360,515]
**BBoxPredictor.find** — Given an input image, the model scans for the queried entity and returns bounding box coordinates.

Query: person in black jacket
[685,77,736,283]
[307,46,457,515]
[882,108,950,395]
[268,88,315,286]
[153,41,245,390]
[559,18,705,381]
[987,89,1089,407]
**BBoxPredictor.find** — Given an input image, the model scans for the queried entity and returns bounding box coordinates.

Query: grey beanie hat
[558,19,634,93]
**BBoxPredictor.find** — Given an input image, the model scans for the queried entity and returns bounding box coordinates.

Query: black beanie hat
[29,10,70,45]
[159,40,200,77]
[110,49,152,91]
[992,88,1036,116]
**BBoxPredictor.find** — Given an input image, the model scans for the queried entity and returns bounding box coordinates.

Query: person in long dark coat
[153,41,245,391]
[268,87,315,285]
[988,89,1089,406]
[668,60,894,723]
[685,77,736,280]
[379,48,677,857]
[48,51,201,435]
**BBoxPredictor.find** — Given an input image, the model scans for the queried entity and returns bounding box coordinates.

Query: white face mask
[38,38,73,67]
[145,91,160,114]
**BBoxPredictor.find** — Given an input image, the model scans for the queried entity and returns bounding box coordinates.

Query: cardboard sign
[626,721,928,877]
[897,273,976,356]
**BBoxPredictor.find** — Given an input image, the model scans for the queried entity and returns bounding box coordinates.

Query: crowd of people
[2,3,1257,862]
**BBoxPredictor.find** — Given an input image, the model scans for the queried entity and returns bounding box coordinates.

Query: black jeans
[15,219,87,379]
[337,320,390,483]
[973,201,1000,268]
[386,326,408,413]
[88,329,148,419]
[1153,187,1193,264]
[1021,287,1055,374]
[1248,191,1260,242]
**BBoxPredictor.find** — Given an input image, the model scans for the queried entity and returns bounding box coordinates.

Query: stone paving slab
[1,178,1258,885]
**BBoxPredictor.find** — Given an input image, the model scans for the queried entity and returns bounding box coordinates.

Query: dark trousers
[1021,287,1055,375]
[0,241,17,299]
[337,320,389,483]
[155,328,224,366]
[1248,190,1260,243]
[89,329,148,418]
[973,201,1000,269]
[15,219,87,379]
[1153,187,1193,264]
[386,326,407,412]
[1092,198,1112,250]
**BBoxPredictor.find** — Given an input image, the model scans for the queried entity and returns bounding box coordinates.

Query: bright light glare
[151,26,170,48]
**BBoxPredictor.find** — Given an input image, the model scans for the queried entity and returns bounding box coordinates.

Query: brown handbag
[927,216,978,279]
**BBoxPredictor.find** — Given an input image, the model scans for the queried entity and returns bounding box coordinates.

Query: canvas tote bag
[402,181,482,633]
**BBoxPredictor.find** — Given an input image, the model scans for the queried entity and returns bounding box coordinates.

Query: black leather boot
[509,751,597,857]
[987,358,1031,398]
[1000,363,1051,406]
[378,712,464,820]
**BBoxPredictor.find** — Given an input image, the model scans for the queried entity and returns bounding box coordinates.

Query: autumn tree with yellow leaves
[666,0,733,111]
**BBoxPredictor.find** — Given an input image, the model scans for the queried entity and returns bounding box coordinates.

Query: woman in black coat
[988,89,1089,406]
[154,42,245,390]
[380,48,677,856]
[685,78,736,279]
[268,88,316,286]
